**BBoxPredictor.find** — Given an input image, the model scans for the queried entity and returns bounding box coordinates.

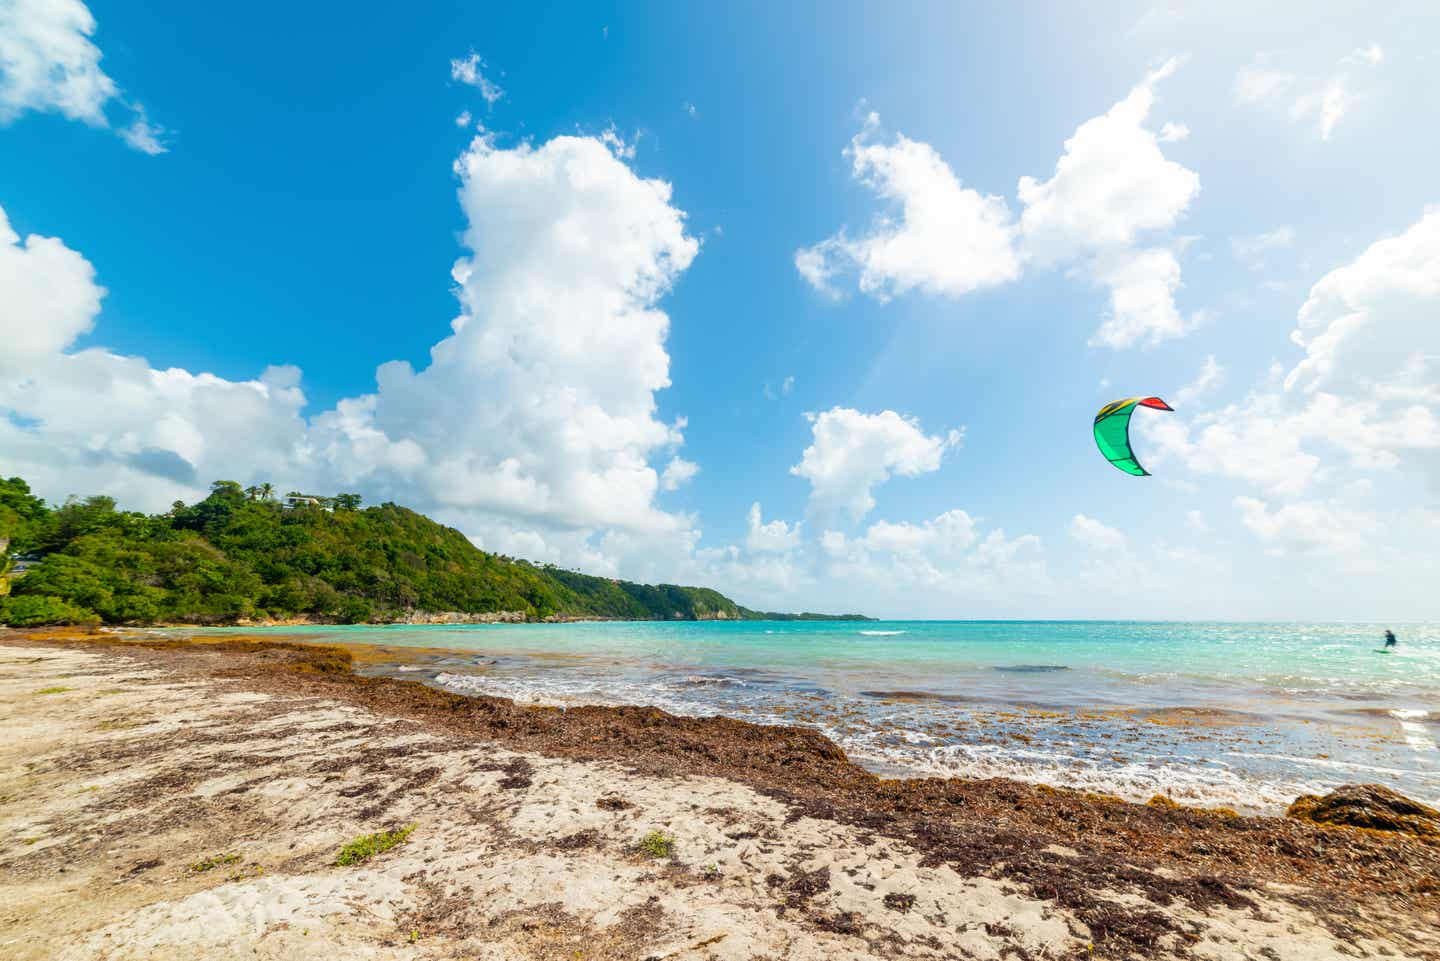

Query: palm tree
[259,482,275,502]
[244,485,261,502]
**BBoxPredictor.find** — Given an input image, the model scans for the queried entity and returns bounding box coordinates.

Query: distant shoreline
[118,610,877,629]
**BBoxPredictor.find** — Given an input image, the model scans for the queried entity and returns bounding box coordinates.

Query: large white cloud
[1142,206,1440,566]
[793,114,1021,301]
[0,131,700,551]
[0,0,114,123]
[1154,207,1440,493]
[0,206,105,368]
[1090,246,1188,348]
[0,0,165,152]
[1017,59,1200,348]
[0,206,307,503]
[799,61,1198,348]
[790,407,961,521]
[319,133,700,537]
[1017,60,1197,264]
[1286,207,1440,397]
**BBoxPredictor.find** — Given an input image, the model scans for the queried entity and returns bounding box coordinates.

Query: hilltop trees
[0,477,766,626]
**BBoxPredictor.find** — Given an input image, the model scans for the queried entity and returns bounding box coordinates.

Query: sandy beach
[2,631,1437,961]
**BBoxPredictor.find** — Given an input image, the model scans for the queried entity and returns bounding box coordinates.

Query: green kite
[1093,396,1173,476]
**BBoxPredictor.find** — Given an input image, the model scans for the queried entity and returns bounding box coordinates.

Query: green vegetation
[636,830,675,859]
[33,686,72,695]
[191,852,241,872]
[0,475,868,626]
[335,824,415,865]
[0,595,101,626]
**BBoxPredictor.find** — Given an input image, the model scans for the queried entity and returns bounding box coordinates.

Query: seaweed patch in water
[992,664,1071,673]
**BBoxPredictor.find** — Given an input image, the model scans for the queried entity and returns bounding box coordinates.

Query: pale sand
[0,644,1429,960]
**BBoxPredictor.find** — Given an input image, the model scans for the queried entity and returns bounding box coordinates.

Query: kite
[1093,396,1173,476]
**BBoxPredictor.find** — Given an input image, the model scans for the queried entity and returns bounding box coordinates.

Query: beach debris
[882,892,916,913]
[1093,396,1173,476]
[1286,784,1440,839]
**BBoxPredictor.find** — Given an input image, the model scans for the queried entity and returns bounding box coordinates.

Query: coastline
[3,629,1438,959]
[174,611,875,628]
[178,620,1440,815]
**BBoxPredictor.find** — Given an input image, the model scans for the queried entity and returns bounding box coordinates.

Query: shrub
[0,595,100,626]
[335,824,415,866]
[636,830,675,859]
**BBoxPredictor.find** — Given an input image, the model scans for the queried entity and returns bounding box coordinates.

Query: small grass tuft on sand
[191,852,241,872]
[335,824,415,866]
[636,830,675,859]
[33,686,73,695]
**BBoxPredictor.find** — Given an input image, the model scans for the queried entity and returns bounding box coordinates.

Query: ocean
[188,620,1440,813]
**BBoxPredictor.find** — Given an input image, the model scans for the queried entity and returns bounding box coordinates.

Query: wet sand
[2,629,1438,960]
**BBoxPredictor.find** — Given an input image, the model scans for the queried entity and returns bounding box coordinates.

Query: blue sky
[3,1,1439,618]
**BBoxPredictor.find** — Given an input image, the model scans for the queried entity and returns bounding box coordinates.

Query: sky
[2,1,1439,619]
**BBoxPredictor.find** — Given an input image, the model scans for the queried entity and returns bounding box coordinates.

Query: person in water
[1384,629,1397,648]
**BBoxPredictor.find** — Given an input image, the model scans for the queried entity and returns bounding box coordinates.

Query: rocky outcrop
[1287,783,1440,839]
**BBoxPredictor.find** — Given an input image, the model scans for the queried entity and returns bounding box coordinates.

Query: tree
[334,493,363,511]
[209,480,245,503]
[244,486,261,501]
[258,482,276,502]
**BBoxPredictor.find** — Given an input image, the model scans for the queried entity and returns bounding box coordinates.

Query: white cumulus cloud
[794,113,1021,301]
[1017,59,1197,264]
[0,0,166,152]
[1139,207,1440,558]
[746,503,801,553]
[791,408,962,521]
[0,206,106,368]
[1286,207,1440,398]
[800,61,1199,349]
[660,457,698,491]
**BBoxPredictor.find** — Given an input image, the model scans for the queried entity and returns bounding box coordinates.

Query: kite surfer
[1384,629,1397,649]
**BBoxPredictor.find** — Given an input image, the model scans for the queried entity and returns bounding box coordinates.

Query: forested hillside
[0,477,866,626]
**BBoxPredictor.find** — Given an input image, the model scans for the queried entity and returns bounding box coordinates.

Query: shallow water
[183,620,1440,812]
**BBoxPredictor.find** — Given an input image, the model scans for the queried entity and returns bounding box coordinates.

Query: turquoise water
[184,620,1440,811]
